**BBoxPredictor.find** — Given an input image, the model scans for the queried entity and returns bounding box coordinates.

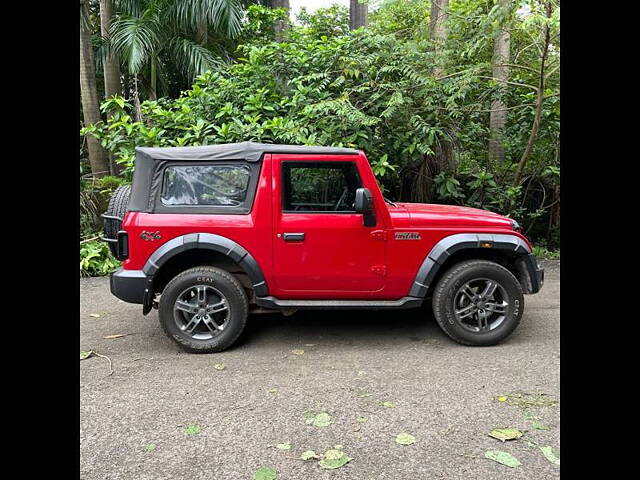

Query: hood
[391,202,513,229]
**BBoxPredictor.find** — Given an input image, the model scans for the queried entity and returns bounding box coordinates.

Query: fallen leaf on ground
[291,349,305,355]
[254,466,277,480]
[275,443,291,450]
[488,428,523,442]
[380,401,396,408]
[300,450,319,461]
[531,421,550,430]
[497,396,508,402]
[540,446,560,465]
[184,424,201,435]
[497,393,557,408]
[89,314,101,318]
[319,449,352,469]
[213,363,226,370]
[103,334,128,339]
[79,350,113,375]
[484,450,521,468]
[268,388,278,393]
[356,416,366,423]
[303,411,332,427]
[395,433,416,445]
[144,443,156,452]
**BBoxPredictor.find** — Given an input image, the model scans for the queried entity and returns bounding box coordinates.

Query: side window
[282,162,362,213]
[161,164,251,206]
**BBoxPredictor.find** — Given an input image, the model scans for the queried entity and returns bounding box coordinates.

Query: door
[272,155,386,298]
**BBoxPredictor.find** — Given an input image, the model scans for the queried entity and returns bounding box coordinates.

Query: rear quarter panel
[121,158,275,288]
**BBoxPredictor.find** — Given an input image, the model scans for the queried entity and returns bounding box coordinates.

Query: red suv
[104,142,544,352]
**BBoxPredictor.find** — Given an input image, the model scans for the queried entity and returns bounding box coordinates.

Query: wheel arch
[143,233,268,298]
[410,233,532,298]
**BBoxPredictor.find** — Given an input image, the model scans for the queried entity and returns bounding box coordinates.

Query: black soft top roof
[136,141,359,163]
[129,142,359,213]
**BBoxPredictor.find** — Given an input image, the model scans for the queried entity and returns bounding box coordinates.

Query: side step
[255,296,423,310]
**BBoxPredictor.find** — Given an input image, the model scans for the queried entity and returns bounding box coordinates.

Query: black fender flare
[142,233,268,297]
[409,233,531,298]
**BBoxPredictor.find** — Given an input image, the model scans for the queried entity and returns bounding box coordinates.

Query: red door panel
[271,154,386,298]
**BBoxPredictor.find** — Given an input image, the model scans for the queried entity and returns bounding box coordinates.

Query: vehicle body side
[117,151,538,305]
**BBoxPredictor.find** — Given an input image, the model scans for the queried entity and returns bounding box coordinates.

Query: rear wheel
[431,260,524,346]
[158,266,248,353]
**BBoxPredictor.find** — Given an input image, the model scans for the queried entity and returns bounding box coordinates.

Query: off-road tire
[158,266,248,353]
[104,184,131,257]
[431,260,524,346]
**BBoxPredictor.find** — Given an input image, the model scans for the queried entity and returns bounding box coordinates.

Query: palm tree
[100,0,123,98]
[80,0,110,178]
[110,0,243,103]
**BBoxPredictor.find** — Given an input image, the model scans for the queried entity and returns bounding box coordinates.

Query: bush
[80,240,121,277]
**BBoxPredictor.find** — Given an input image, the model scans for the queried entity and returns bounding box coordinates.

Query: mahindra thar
[103,142,544,352]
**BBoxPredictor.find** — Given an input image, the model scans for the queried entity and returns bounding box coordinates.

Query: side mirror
[354,187,376,227]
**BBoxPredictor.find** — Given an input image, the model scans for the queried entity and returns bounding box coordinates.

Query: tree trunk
[100,0,122,175]
[272,0,290,40]
[133,75,143,122]
[80,0,109,178]
[149,57,157,101]
[430,0,449,78]
[421,0,453,201]
[196,19,208,45]
[513,1,552,186]
[100,0,121,99]
[488,0,511,164]
[349,0,368,30]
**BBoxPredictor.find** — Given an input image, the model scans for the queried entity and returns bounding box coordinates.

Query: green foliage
[80,240,121,277]
[96,175,127,194]
[532,246,560,260]
[236,5,287,44]
[84,0,560,247]
[296,4,349,38]
[80,189,103,237]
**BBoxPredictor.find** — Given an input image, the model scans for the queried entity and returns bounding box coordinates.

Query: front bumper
[110,268,147,304]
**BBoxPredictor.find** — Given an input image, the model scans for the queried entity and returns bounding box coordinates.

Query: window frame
[281,160,363,214]
[153,160,261,215]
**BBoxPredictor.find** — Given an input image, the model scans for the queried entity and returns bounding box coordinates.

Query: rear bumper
[110,268,147,304]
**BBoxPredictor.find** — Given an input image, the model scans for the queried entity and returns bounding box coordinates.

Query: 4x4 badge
[395,232,421,240]
[140,230,161,241]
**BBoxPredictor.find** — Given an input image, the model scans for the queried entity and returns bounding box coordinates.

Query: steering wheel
[334,187,348,211]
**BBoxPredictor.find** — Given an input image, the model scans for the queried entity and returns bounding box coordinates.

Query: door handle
[283,232,305,242]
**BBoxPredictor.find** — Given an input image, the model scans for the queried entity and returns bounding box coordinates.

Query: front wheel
[431,260,524,346]
[158,266,248,353]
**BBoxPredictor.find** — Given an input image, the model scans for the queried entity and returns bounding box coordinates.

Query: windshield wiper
[384,197,397,207]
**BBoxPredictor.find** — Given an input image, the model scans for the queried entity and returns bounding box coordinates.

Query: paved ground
[80,261,559,480]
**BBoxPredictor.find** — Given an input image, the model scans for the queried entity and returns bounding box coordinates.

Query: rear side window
[282,162,362,212]
[161,165,251,207]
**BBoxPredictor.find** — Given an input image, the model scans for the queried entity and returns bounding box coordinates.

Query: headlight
[511,219,521,231]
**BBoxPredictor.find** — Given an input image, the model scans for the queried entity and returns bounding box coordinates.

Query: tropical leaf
[167,0,243,37]
[167,37,223,79]
[111,14,162,74]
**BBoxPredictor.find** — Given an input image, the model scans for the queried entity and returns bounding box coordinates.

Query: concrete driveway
[80,261,559,480]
